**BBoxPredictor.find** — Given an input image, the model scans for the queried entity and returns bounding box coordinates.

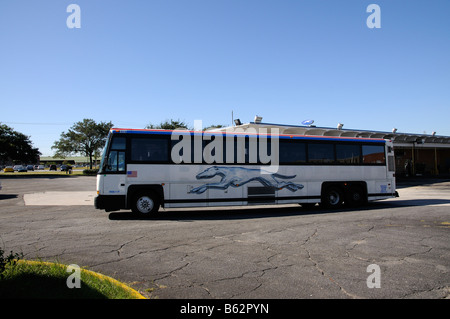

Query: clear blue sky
[1,0,449,156]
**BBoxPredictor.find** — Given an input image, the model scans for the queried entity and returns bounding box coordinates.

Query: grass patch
[0,259,145,299]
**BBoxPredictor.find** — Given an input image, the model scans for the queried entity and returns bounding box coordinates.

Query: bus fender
[127,185,164,208]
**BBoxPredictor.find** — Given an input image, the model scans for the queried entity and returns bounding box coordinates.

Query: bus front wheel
[131,191,160,215]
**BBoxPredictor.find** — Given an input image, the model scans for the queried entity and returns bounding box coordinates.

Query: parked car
[16,165,27,172]
[60,165,73,172]
[49,164,57,171]
[27,165,34,171]
[4,166,14,172]
[37,165,45,170]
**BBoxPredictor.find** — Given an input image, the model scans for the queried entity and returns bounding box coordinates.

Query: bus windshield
[99,135,127,173]
[98,135,111,174]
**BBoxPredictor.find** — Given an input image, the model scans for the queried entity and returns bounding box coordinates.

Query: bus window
[131,137,169,163]
[336,144,361,164]
[110,137,126,150]
[118,151,125,171]
[362,145,385,164]
[107,151,118,171]
[308,143,335,164]
[105,150,125,172]
[279,140,306,164]
[103,136,127,172]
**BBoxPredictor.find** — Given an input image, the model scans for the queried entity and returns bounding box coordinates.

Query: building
[39,156,101,167]
[210,120,450,177]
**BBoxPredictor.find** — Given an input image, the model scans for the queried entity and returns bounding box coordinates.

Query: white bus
[94,127,398,215]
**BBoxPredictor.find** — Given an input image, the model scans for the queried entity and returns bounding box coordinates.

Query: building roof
[210,122,450,148]
[39,156,99,163]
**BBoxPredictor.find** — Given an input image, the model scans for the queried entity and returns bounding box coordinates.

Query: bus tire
[322,186,343,208]
[131,191,160,216]
[346,185,366,207]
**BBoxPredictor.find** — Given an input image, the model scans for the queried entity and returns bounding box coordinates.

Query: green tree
[52,119,113,169]
[0,123,41,164]
[145,119,227,131]
[203,124,225,131]
[145,119,190,130]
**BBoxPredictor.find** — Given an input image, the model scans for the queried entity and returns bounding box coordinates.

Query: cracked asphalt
[0,176,449,299]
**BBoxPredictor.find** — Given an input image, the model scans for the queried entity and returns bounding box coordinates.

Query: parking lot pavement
[24,191,96,206]
[0,176,449,299]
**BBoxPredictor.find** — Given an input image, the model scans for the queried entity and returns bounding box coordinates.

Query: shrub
[0,248,23,279]
[83,169,98,176]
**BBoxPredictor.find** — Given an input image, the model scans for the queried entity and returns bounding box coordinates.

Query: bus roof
[109,128,387,143]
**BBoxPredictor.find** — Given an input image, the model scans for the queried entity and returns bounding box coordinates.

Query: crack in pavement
[300,227,363,299]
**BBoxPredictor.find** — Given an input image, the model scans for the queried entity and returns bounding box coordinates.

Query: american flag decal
[127,171,137,177]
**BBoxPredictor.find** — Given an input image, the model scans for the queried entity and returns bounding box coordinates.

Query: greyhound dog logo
[189,166,304,194]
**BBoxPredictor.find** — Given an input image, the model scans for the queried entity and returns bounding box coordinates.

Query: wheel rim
[136,196,154,214]
[328,191,340,205]
[352,192,361,201]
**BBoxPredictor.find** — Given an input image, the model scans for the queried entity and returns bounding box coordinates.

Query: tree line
[1,119,225,169]
[0,123,41,165]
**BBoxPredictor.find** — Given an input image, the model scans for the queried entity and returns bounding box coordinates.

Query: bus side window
[308,143,335,164]
[279,140,306,164]
[362,145,385,164]
[111,137,126,150]
[131,137,169,163]
[336,144,361,164]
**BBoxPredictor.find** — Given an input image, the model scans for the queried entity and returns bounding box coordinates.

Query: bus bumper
[94,195,127,212]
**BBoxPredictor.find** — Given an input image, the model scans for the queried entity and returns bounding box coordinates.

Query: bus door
[101,137,127,196]
[386,141,396,192]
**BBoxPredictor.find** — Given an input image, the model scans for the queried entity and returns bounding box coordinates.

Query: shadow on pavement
[0,194,18,200]
[396,177,450,189]
[107,197,450,221]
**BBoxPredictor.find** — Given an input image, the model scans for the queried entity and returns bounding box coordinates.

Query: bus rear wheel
[131,191,160,216]
[346,185,367,207]
[322,186,343,208]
